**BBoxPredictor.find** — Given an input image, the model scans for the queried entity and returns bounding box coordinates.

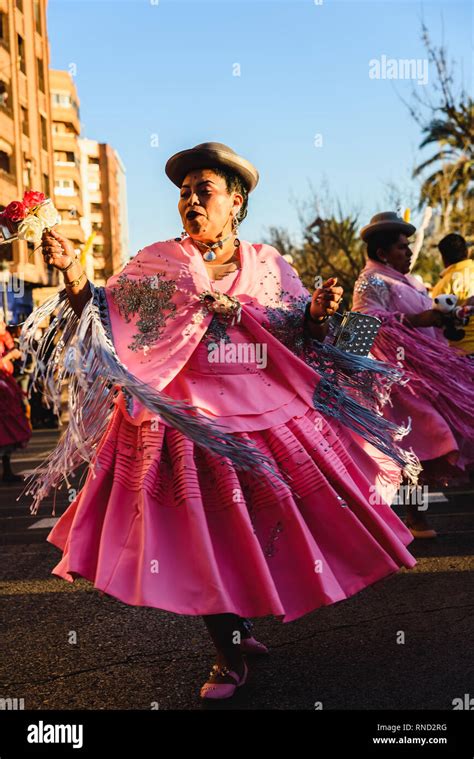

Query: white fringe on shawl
[17,284,287,515]
[18,284,421,516]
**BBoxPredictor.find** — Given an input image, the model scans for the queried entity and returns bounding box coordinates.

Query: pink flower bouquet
[0,191,61,248]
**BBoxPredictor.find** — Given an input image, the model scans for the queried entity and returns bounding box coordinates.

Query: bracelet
[60,256,79,273]
[304,301,329,325]
[64,271,86,288]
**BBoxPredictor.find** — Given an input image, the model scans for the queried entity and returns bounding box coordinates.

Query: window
[55,178,73,189]
[20,105,28,136]
[40,115,47,150]
[43,173,50,196]
[51,91,79,118]
[92,221,103,232]
[52,92,71,107]
[34,0,42,34]
[0,81,8,108]
[16,0,23,12]
[17,35,26,74]
[52,92,80,118]
[54,150,75,163]
[52,122,70,135]
[37,57,45,92]
[23,154,32,188]
[0,13,8,44]
[0,150,10,173]
[54,178,78,196]
[91,202,102,213]
[88,156,100,165]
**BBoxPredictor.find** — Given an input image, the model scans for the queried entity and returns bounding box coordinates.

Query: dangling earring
[232,212,240,247]
[174,227,187,242]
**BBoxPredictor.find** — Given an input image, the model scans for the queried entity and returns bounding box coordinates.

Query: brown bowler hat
[165,142,259,193]
[360,211,416,242]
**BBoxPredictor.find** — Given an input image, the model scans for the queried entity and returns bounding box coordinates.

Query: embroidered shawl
[19,237,420,514]
[353,258,474,451]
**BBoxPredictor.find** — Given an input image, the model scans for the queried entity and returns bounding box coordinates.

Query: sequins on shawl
[203,314,234,347]
[110,272,178,352]
[353,274,390,307]
[198,291,241,348]
[262,291,310,354]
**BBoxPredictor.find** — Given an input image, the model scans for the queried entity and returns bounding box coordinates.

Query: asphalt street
[0,428,473,711]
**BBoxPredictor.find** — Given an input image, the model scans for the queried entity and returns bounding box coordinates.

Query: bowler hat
[360,211,416,242]
[165,142,259,193]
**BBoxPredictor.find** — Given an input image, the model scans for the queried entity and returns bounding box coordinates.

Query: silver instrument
[328,311,381,357]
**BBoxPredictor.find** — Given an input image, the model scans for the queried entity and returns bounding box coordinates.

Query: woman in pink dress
[21,144,418,701]
[353,212,474,539]
[0,319,31,481]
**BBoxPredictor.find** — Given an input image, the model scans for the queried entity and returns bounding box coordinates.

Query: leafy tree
[409,24,473,237]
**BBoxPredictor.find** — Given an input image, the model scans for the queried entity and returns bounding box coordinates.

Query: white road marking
[28,518,59,530]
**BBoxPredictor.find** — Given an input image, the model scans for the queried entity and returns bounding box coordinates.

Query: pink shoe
[239,636,269,655]
[200,661,248,700]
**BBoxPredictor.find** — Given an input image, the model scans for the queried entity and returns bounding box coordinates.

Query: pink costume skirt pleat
[47,404,416,623]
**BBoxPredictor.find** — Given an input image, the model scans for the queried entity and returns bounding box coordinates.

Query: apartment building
[50,69,86,251]
[79,138,129,285]
[0,2,129,320]
[0,0,58,322]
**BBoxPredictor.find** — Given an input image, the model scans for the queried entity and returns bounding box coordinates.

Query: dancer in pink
[353,212,474,538]
[21,144,418,701]
[0,319,31,481]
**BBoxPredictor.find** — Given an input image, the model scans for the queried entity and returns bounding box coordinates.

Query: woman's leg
[2,453,22,482]
[202,613,247,682]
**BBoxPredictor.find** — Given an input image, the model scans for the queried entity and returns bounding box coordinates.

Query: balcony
[51,104,81,136]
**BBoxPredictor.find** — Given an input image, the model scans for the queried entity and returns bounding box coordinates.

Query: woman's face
[379,234,413,274]
[178,168,243,242]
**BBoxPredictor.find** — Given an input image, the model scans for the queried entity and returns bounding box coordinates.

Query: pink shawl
[353,258,474,459]
[19,238,420,513]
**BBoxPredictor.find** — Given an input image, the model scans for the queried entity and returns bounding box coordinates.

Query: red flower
[3,200,27,222]
[23,190,46,209]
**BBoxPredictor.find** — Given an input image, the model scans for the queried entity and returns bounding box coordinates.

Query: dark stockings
[202,613,251,682]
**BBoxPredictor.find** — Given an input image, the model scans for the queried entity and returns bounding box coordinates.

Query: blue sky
[47,0,472,258]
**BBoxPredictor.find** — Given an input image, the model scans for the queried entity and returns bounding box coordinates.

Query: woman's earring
[232,213,241,247]
[174,227,187,242]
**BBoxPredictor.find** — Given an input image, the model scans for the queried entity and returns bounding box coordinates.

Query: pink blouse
[157,268,309,432]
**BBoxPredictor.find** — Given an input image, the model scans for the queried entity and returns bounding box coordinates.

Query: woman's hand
[310,277,343,321]
[406,309,445,328]
[41,229,76,271]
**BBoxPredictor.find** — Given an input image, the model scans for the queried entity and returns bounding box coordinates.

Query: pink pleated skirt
[47,404,416,623]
